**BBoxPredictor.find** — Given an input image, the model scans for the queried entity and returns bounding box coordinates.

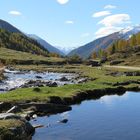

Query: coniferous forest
[0,29,49,56]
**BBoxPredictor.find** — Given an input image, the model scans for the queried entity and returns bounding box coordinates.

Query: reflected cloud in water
[100,93,129,106]
[60,111,70,119]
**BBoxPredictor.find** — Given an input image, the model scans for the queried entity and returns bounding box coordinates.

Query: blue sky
[0,0,140,51]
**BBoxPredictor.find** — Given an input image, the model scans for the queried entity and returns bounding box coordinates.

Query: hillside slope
[0,29,48,56]
[106,33,140,66]
[0,47,65,65]
[28,34,65,56]
[0,19,21,33]
[0,19,49,56]
[68,33,119,59]
[68,26,140,59]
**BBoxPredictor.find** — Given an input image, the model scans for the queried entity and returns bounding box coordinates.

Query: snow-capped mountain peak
[119,25,140,39]
[119,26,134,35]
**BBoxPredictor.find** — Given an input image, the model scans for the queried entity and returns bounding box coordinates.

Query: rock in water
[60,77,69,81]
[35,76,43,79]
[58,119,68,123]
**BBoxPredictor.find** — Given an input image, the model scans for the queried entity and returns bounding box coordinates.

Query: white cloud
[65,20,74,24]
[95,14,131,38]
[9,11,22,16]
[98,14,131,26]
[104,5,117,9]
[95,26,122,38]
[92,11,111,18]
[81,33,90,38]
[57,0,69,4]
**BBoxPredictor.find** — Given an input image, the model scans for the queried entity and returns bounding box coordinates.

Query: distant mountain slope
[68,25,140,59]
[0,29,49,56]
[0,19,49,56]
[105,32,140,66]
[68,32,119,59]
[28,34,65,56]
[0,19,21,33]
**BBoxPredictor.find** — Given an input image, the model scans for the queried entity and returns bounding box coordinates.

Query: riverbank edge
[1,85,140,112]
[0,85,139,140]
[49,86,140,105]
[0,64,140,140]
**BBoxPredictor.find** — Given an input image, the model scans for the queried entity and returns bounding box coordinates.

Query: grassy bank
[0,47,65,65]
[0,64,139,140]
[0,65,139,103]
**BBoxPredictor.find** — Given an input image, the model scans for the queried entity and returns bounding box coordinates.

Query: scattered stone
[0,89,6,92]
[60,77,69,81]
[0,68,79,92]
[21,80,58,88]
[32,114,37,119]
[35,76,43,79]
[58,119,68,123]
[47,82,58,87]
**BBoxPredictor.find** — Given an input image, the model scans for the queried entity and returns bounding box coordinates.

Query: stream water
[31,91,140,140]
[0,69,77,92]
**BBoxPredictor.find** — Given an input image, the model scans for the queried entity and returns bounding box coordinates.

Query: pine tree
[129,34,137,47]
[91,52,97,59]
[136,33,140,45]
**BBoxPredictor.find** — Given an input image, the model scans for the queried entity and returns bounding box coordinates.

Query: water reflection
[60,112,70,119]
[32,91,140,140]
[100,93,129,106]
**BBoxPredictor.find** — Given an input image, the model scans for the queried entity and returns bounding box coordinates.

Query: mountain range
[68,26,140,59]
[28,34,65,56]
[0,19,64,56]
[0,19,140,59]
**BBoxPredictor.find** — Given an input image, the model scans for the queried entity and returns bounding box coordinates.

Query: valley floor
[0,64,140,140]
[0,64,139,103]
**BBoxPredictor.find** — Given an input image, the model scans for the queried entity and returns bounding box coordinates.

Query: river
[31,91,140,140]
[0,69,78,92]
